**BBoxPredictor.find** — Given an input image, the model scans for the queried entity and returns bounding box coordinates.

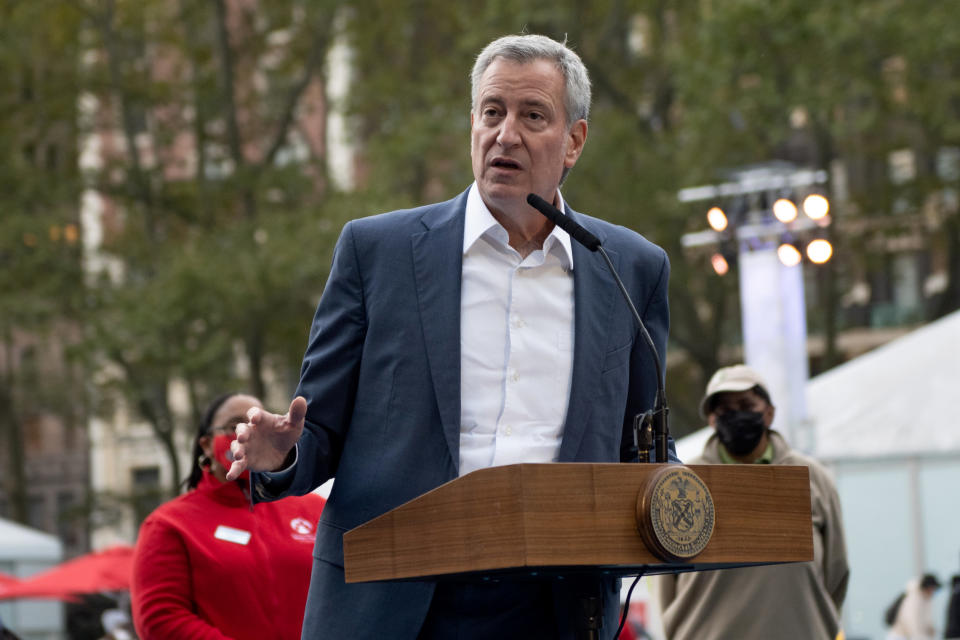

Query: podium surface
[343,463,813,584]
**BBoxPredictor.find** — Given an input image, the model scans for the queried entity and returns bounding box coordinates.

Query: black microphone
[527,193,601,252]
[526,193,670,463]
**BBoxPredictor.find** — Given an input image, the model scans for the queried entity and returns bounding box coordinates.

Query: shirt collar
[463,183,575,268]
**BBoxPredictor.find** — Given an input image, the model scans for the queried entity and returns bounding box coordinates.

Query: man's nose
[496,113,521,148]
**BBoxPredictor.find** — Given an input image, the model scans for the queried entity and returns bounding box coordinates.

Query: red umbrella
[0,545,134,601]
[0,571,19,588]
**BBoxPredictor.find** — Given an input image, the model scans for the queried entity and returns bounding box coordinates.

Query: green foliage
[4,0,959,461]
[0,0,85,524]
[339,0,960,435]
[62,0,352,494]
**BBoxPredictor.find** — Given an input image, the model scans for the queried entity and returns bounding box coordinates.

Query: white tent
[0,518,60,565]
[808,308,960,461]
[806,310,960,640]
[0,518,63,640]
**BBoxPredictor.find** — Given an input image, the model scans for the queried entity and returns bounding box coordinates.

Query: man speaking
[227,33,676,639]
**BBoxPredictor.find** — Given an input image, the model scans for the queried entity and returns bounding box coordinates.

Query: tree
[337,0,960,435]
[72,0,349,497]
[0,0,85,525]
[9,0,953,507]
[339,1,744,433]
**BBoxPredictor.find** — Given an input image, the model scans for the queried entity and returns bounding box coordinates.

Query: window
[57,490,78,547]
[28,493,48,531]
[131,466,162,529]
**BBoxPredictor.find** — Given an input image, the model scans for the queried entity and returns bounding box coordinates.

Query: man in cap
[653,364,850,640]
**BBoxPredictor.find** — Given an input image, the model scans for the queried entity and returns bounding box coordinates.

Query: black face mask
[715,410,767,456]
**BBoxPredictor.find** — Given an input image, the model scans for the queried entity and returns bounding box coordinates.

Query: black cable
[613,574,643,639]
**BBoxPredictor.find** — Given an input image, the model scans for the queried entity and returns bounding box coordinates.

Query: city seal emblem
[636,466,715,562]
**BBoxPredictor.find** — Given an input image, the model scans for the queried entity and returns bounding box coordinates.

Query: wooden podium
[343,463,813,584]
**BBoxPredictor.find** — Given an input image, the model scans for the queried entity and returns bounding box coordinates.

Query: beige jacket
[654,430,850,640]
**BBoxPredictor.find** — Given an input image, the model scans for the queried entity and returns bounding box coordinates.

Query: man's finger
[235,422,250,442]
[288,396,308,427]
[226,459,245,482]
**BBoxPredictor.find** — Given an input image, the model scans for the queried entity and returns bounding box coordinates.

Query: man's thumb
[288,396,308,427]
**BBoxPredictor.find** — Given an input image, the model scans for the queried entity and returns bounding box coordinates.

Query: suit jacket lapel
[411,192,467,470]
[558,212,619,461]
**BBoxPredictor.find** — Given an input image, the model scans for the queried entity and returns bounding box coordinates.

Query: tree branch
[259,22,333,171]
[212,0,245,169]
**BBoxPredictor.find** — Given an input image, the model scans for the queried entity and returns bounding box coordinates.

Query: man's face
[470,57,587,217]
[707,390,774,427]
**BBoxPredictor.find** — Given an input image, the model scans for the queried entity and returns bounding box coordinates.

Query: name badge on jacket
[214,525,251,545]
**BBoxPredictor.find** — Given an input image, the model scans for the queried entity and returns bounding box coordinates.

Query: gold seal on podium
[637,466,715,562]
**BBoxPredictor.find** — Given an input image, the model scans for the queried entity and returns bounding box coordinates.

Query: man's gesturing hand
[226,396,307,481]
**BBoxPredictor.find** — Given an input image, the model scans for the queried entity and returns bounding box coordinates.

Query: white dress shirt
[459,183,575,476]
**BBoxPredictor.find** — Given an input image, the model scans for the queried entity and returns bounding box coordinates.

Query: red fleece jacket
[132,471,325,640]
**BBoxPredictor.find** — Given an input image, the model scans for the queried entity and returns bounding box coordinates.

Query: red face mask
[212,433,248,481]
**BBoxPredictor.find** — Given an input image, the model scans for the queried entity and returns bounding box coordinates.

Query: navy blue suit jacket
[253,189,675,639]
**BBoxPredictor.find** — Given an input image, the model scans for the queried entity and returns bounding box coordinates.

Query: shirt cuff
[252,444,298,501]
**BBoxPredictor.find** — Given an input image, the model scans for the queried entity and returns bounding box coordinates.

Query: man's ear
[763,404,776,428]
[563,119,588,169]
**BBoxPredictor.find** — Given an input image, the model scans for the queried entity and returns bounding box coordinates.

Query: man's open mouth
[491,157,521,170]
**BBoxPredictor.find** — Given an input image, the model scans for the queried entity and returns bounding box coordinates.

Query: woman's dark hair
[184,392,239,490]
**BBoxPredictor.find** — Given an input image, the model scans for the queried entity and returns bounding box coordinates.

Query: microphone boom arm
[526,192,670,463]
[596,246,669,463]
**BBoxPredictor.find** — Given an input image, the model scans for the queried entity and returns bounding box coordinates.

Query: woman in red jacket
[131,393,325,640]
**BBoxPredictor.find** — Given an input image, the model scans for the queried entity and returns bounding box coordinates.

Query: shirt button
[510,371,520,382]
[504,425,513,436]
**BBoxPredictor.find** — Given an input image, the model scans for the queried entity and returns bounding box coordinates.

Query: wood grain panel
[343,463,813,583]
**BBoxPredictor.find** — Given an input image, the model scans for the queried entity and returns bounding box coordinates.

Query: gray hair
[470,34,591,128]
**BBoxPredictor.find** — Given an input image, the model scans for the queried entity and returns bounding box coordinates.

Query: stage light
[803,194,830,220]
[777,243,802,266]
[710,252,729,276]
[806,238,833,264]
[772,198,798,223]
[707,206,728,232]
